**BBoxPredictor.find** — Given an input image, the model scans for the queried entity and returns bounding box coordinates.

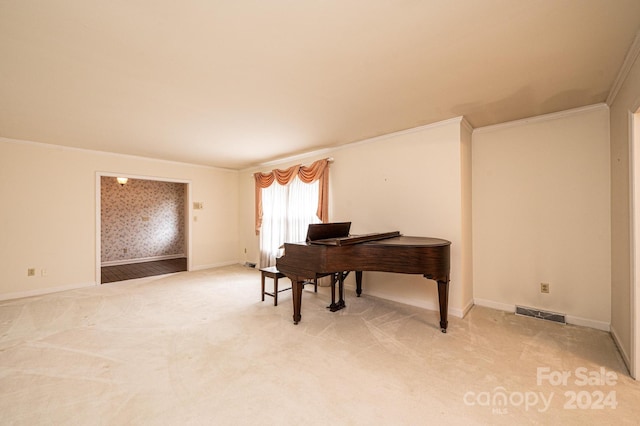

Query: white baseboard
[190,260,240,271]
[101,253,185,267]
[1,260,241,301]
[473,298,611,331]
[343,283,469,319]
[473,298,515,313]
[458,298,475,318]
[0,282,97,302]
[610,324,632,375]
[565,314,610,332]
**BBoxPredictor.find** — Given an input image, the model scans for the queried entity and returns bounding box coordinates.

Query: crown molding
[249,147,336,171]
[245,116,468,172]
[607,30,640,106]
[0,136,236,172]
[473,103,609,135]
[460,116,474,134]
[340,116,467,150]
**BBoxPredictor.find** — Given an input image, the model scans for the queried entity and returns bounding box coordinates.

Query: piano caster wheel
[441,328,447,333]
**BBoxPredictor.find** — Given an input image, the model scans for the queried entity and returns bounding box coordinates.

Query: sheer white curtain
[259,176,320,267]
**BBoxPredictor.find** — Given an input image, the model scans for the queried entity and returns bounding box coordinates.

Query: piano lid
[310,231,401,246]
[306,222,351,242]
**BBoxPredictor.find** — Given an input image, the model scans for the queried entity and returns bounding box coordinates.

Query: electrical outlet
[540,283,550,293]
[27,268,36,276]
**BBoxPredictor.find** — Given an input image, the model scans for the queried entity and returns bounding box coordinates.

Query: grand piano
[276,222,452,332]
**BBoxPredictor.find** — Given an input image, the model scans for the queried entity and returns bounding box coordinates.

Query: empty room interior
[2,1,640,424]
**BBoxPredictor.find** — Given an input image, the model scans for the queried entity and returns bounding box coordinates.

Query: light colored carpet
[0,264,638,425]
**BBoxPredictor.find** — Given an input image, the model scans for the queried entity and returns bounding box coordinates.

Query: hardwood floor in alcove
[101,258,187,283]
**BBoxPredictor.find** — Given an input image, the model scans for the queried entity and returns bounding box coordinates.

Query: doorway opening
[96,174,190,284]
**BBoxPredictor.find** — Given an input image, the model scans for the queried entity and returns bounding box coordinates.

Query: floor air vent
[515,305,566,324]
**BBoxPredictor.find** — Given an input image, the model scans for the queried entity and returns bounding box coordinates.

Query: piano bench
[260,266,318,306]
[260,266,288,306]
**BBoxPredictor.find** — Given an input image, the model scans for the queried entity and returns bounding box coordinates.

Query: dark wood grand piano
[276,222,452,332]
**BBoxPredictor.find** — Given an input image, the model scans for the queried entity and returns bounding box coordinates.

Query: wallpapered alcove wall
[100,177,186,264]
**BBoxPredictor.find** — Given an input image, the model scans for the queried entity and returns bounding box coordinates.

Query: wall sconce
[116,177,128,186]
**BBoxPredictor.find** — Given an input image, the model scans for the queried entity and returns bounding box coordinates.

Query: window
[254,158,330,268]
[259,176,320,267]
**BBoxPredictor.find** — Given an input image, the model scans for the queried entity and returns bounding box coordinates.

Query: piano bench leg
[274,276,279,306]
[260,268,288,307]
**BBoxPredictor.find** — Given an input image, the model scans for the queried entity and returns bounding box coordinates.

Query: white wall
[240,118,473,318]
[0,138,239,300]
[609,42,640,373]
[472,105,611,330]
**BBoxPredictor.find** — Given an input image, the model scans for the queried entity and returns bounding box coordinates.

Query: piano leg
[437,278,450,333]
[328,272,347,312]
[355,271,362,297]
[292,279,304,324]
[337,271,346,309]
[328,273,339,311]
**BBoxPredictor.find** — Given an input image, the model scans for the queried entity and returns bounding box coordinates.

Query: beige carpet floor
[1,264,638,425]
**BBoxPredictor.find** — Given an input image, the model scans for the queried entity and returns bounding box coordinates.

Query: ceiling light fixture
[116,177,128,186]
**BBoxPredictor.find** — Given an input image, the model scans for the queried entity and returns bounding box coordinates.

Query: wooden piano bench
[260,266,288,306]
[260,266,318,306]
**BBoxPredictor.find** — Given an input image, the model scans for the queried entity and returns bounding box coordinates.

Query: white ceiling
[1,1,639,170]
